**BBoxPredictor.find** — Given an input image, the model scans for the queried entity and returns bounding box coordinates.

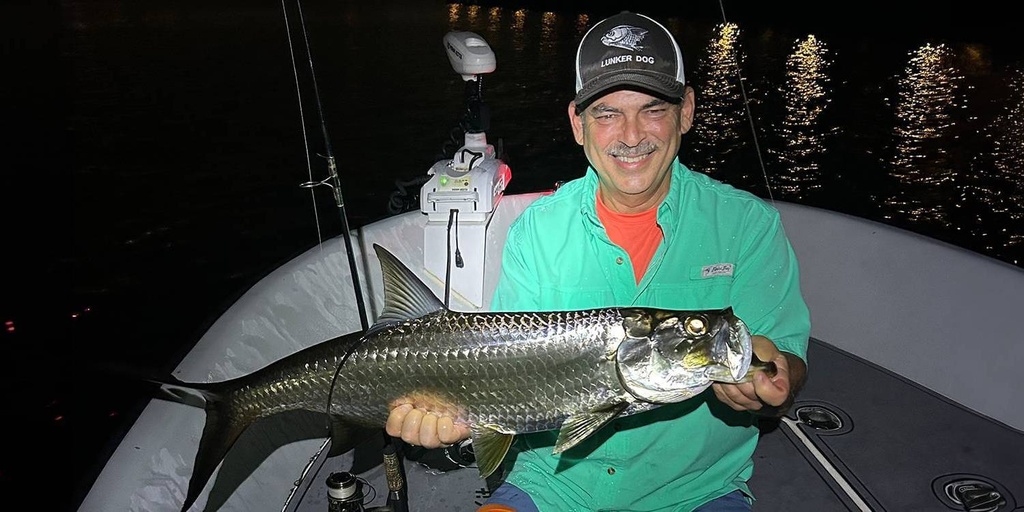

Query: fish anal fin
[470,424,516,479]
[553,402,630,455]
[327,416,375,457]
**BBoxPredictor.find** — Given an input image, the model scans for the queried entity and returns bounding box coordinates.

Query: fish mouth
[701,318,752,382]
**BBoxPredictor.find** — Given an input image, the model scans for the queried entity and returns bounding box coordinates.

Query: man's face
[569,88,694,213]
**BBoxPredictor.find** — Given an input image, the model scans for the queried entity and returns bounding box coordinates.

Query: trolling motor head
[444,31,496,81]
[443,31,496,136]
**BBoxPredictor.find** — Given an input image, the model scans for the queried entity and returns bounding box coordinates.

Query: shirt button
[607,467,616,475]
[615,257,624,265]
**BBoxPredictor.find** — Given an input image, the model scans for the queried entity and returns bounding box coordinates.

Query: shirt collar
[579,157,690,226]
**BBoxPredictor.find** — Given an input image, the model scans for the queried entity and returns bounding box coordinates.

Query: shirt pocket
[645,268,735,310]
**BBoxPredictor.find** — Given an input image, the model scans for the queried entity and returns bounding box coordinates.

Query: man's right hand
[385,404,472,448]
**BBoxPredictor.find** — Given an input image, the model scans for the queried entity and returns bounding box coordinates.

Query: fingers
[713,381,761,412]
[746,336,792,407]
[715,336,803,415]
[400,408,426,446]
[770,367,791,401]
[386,404,412,437]
[437,416,472,445]
[751,335,782,364]
[387,403,472,448]
[755,355,791,406]
[715,362,792,412]
[416,411,438,448]
[436,416,458,445]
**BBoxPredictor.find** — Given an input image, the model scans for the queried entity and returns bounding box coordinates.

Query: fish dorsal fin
[553,401,631,454]
[470,423,516,479]
[368,244,446,336]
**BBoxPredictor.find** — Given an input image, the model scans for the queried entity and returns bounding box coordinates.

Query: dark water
[4,0,1021,510]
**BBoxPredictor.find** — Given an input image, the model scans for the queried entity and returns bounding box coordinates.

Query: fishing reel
[326,471,366,512]
[403,437,477,473]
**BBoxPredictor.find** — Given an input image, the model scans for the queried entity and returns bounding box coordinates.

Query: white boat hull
[78,194,1024,512]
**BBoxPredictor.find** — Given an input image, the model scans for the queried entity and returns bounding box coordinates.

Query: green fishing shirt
[491,159,811,512]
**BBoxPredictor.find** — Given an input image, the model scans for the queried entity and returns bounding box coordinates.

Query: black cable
[444,209,458,307]
[454,210,463,268]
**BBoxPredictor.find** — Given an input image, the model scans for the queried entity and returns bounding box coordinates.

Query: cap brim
[574,70,684,109]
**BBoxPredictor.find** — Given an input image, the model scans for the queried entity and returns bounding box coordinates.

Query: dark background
[4,1,1021,510]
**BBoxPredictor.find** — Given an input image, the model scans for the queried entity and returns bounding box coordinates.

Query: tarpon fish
[158,244,774,511]
[601,25,648,51]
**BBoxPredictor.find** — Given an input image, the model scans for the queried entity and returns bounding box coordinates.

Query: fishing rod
[713,1,872,509]
[280,2,411,509]
[286,0,370,333]
[715,0,774,205]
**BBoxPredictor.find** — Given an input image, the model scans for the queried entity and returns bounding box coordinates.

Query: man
[388,11,810,511]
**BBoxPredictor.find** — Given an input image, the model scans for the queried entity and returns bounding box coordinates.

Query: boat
[76,25,1024,512]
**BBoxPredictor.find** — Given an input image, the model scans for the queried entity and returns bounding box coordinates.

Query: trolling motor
[419,31,511,309]
[445,30,494,140]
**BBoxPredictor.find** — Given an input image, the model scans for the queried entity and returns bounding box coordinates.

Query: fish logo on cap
[601,25,648,51]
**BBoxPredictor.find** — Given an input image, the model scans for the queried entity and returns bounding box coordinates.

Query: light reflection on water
[885,43,963,225]
[991,66,1024,247]
[691,23,749,181]
[65,0,1024,281]
[771,35,831,199]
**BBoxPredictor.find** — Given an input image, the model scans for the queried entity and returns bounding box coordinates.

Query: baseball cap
[574,11,686,109]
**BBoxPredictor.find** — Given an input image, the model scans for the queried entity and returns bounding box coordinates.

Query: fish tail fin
[139,375,245,512]
[180,389,248,512]
[147,375,220,408]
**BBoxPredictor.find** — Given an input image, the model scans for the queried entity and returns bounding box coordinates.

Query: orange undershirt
[595,193,664,283]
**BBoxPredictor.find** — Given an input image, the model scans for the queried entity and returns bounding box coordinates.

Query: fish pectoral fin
[553,401,631,455]
[469,424,515,479]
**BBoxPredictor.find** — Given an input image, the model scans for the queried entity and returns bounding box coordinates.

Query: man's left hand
[712,335,806,416]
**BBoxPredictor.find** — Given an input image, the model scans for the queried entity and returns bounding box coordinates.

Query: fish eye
[684,316,707,336]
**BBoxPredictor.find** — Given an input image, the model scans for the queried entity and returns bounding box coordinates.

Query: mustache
[608,141,658,157]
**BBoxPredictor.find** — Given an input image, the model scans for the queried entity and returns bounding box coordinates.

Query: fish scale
[332,308,625,432]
